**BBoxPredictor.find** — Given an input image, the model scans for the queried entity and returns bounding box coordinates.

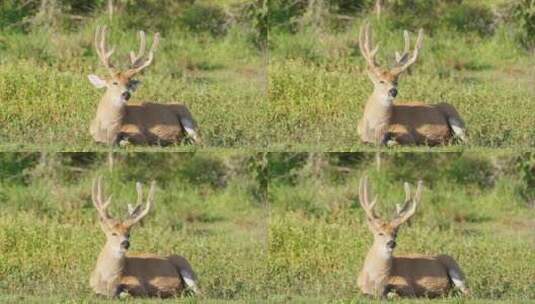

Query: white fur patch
[448,269,466,289]
[180,270,199,294]
[380,95,394,106]
[449,118,466,141]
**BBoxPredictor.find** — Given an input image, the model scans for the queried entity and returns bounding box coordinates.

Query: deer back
[388,255,451,297]
[389,102,452,145]
[120,253,184,297]
[120,103,187,145]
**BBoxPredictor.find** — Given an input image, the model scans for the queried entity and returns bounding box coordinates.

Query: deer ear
[88,74,107,89]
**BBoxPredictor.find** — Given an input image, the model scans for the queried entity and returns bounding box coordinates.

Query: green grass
[267,152,535,302]
[0,153,268,302]
[1,152,535,303]
[268,20,535,151]
[2,2,534,151]
[0,8,268,151]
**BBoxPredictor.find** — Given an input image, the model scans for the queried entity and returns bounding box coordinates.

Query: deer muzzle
[121,91,131,101]
[121,240,130,250]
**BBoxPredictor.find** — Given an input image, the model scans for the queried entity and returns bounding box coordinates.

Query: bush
[508,0,535,49]
[179,4,229,36]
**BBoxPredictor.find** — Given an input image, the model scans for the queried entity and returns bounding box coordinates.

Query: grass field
[268,1,535,151]
[0,152,534,303]
[268,152,535,303]
[1,1,534,151]
[0,152,268,302]
[0,1,268,151]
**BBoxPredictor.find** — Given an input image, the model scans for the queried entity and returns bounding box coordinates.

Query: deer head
[358,176,423,256]
[88,26,160,107]
[359,22,423,105]
[91,176,156,255]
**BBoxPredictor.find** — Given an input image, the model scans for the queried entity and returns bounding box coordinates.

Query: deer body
[357,177,469,298]
[90,177,199,298]
[357,23,466,145]
[90,98,195,145]
[89,27,199,146]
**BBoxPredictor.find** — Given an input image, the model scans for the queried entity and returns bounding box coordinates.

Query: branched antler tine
[126,181,155,226]
[92,176,111,220]
[94,26,115,76]
[125,32,160,77]
[130,31,147,66]
[403,30,410,53]
[393,28,424,75]
[127,182,143,218]
[393,181,423,227]
[359,176,378,220]
[359,22,378,69]
[395,30,410,63]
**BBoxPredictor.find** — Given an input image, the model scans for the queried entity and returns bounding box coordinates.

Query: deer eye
[379,80,385,84]
[378,232,384,236]
[112,232,117,236]
[112,82,118,85]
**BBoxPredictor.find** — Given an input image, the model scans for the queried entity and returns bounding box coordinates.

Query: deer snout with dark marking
[122,91,131,101]
[121,240,130,249]
[387,240,396,249]
[388,88,398,98]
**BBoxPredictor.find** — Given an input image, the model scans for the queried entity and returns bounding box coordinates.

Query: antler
[391,29,424,76]
[124,31,160,78]
[124,181,156,227]
[359,176,379,221]
[94,26,116,77]
[359,22,380,71]
[92,176,113,221]
[391,180,423,228]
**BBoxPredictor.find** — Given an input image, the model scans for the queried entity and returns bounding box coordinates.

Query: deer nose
[121,91,131,101]
[388,88,398,98]
[121,240,130,249]
[387,240,396,249]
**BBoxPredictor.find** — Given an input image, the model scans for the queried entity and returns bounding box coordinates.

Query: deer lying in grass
[357,176,470,298]
[88,26,200,146]
[90,176,199,298]
[357,23,466,146]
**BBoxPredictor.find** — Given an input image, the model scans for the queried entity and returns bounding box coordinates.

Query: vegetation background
[1,0,534,150]
[268,0,535,150]
[268,152,535,302]
[0,0,268,150]
[0,152,268,302]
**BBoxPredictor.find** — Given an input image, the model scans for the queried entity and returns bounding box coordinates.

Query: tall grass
[268,152,535,301]
[0,2,268,151]
[0,152,268,302]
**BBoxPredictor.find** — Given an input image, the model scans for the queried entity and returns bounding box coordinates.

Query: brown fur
[89,177,198,298]
[357,23,465,146]
[89,27,199,146]
[357,176,469,298]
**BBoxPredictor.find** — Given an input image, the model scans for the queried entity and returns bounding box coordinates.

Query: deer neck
[364,89,394,120]
[94,241,126,281]
[363,241,393,279]
[91,92,127,144]
[359,90,394,143]
[95,92,127,126]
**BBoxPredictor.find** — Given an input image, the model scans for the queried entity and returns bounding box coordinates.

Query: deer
[357,176,470,298]
[88,26,200,146]
[357,23,466,146]
[89,176,200,298]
